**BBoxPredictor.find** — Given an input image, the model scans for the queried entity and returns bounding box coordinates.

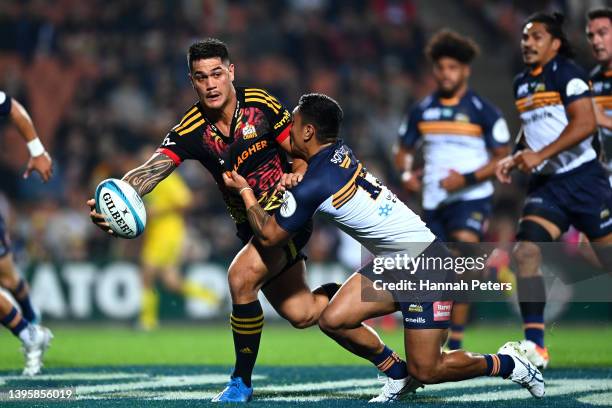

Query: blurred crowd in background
[0,0,607,267]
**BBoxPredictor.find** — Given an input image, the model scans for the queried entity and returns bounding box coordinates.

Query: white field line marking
[261,396,330,402]
[444,379,612,402]
[4,370,611,403]
[0,372,148,386]
[576,391,612,406]
[257,378,378,392]
[74,374,266,397]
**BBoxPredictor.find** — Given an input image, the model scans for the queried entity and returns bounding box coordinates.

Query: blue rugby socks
[1,306,28,337]
[447,324,465,350]
[10,278,36,322]
[371,345,408,380]
[484,354,515,378]
[517,276,546,348]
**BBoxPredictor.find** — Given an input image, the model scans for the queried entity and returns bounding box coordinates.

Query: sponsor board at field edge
[13,262,348,321]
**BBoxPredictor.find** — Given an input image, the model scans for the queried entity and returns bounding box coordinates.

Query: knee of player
[227,265,259,295]
[317,308,344,333]
[289,311,318,329]
[0,273,18,291]
[512,241,542,264]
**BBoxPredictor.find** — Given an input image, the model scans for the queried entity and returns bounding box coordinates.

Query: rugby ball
[94,178,147,239]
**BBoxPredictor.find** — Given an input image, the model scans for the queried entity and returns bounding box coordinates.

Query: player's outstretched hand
[275,172,303,193]
[223,171,250,193]
[23,152,53,182]
[86,198,114,236]
[440,169,466,192]
[495,155,515,184]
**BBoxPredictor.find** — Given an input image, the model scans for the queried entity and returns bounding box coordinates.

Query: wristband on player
[27,138,45,157]
[463,172,478,186]
[239,187,253,195]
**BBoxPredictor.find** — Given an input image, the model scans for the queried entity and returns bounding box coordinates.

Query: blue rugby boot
[211,377,253,402]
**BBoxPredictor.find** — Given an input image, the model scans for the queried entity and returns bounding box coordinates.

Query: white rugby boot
[515,339,549,369]
[498,341,545,398]
[368,375,423,402]
[21,325,53,376]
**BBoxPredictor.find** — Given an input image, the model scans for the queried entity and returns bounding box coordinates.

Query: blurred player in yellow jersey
[139,169,219,330]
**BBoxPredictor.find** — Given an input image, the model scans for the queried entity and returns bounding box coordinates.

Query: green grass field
[0,324,611,406]
[1,323,612,369]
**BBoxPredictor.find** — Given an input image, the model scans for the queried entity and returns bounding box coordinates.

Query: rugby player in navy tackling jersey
[225,93,545,401]
[0,91,53,375]
[88,38,405,402]
[396,30,511,351]
[497,12,612,369]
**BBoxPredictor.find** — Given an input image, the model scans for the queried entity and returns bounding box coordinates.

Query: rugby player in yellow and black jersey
[88,38,387,403]
[159,84,294,238]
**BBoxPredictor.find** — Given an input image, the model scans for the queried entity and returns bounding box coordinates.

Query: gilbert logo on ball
[95,179,147,239]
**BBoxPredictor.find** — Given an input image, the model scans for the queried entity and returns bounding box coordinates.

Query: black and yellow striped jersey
[157,87,292,226]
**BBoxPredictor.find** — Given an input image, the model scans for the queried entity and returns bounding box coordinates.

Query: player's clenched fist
[222,171,250,193]
[495,155,516,184]
[514,149,543,173]
[275,172,303,192]
[440,169,466,192]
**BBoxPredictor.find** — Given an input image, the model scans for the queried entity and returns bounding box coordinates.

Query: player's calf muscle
[263,267,325,329]
[512,241,543,277]
[408,349,486,384]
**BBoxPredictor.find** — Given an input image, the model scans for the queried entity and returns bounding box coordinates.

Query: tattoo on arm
[246,204,270,240]
[122,154,176,196]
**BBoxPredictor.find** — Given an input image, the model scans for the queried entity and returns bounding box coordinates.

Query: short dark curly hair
[187,38,230,71]
[425,30,480,64]
[297,93,343,143]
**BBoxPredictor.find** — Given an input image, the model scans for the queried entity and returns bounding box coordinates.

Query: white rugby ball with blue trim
[94,178,147,239]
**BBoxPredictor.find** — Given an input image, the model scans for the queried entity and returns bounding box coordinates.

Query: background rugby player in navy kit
[0,90,53,376]
[396,30,511,351]
[497,12,612,370]
[586,8,612,184]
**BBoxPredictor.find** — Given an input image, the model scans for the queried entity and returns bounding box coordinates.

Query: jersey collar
[529,54,563,77]
[199,87,243,142]
[435,89,471,106]
[308,139,343,165]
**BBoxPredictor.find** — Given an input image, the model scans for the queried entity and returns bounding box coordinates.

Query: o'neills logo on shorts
[405,317,426,324]
[433,301,453,321]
